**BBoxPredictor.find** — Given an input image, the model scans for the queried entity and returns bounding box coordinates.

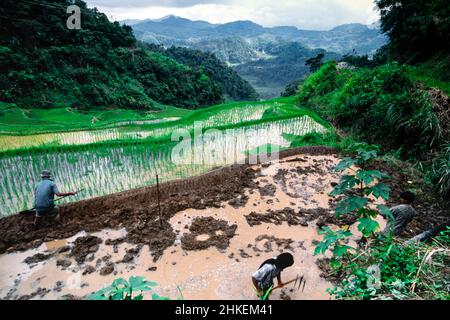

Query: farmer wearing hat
[33,170,77,228]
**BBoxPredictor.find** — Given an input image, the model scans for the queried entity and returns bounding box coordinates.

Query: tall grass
[296,61,450,197]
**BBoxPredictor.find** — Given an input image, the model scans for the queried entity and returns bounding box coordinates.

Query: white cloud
[85,0,379,30]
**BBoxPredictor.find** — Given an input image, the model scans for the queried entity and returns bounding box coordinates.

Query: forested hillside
[293,0,450,199]
[146,44,259,101]
[0,0,234,110]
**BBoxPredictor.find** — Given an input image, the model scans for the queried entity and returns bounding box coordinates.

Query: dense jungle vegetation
[291,0,449,199]
[0,0,256,110]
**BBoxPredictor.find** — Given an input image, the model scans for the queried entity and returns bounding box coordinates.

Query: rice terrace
[0,0,449,306]
[0,98,328,216]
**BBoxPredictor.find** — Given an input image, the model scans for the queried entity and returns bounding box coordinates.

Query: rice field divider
[0,110,330,158]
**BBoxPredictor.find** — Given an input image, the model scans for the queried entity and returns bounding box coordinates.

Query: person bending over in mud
[33,170,77,228]
[252,252,294,299]
[382,191,417,237]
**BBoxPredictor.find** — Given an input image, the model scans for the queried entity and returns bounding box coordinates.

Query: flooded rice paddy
[0,115,326,216]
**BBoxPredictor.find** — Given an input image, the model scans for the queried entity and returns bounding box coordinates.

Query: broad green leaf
[367,183,390,200]
[359,207,379,218]
[330,175,358,196]
[357,149,378,163]
[329,259,342,269]
[112,278,129,289]
[377,204,394,220]
[314,241,331,256]
[356,170,386,185]
[336,229,353,239]
[318,225,333,235]
[129,276,157,292]
[336,197,369,217]
[110,290,125,300]
[333,244,352,257]
[133,294,144,301]
[358,218,380,236]
[151,293,171,300]
[333,157,357,172]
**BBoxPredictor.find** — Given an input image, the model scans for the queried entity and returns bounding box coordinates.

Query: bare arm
[55,191,77,197]
[277,274,284,287]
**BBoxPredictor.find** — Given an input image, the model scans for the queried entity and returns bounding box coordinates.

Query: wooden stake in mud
[156,174,163,228]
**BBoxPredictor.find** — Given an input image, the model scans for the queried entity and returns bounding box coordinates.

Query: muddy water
[0,155,386,300]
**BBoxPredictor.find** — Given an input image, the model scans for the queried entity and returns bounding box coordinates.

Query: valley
[128,16,387,98]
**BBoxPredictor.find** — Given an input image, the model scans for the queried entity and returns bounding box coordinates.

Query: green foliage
[315,146,449,300]
[297,59,449,198]
[286,131,338,148]
[150,45,258,101]
[408,53,450,91]
[255,285,274,301]
[0,0,224,109]
[306,53,325,73]
[315,144,390,255]
[297,62,446,160]
[314,226,353,257]
[329,231,450,300]
[342,53,377,68]
[87,276,170,300]
[281,79,303,97]
[429,144,450,199]
[375,0,450,64]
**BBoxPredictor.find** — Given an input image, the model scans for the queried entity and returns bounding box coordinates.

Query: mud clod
[56,246,71,254]
[99,262,115,276]
[71,236,102,264]
[258,184,276,197]
[255,235,295,253]
[56,259,72,270]
[18,287,50,300]
[23,253,52,265]
[228,195,249,209]
[181,217,237,251]
[61,294,82,300]
[83,265,96,275]
[121,246,141,263]
[54,281,64,292]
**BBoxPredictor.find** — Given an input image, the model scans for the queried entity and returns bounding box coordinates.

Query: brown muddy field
[0,146,447,300]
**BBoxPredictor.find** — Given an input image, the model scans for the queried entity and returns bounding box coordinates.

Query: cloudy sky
[84,0,380,30]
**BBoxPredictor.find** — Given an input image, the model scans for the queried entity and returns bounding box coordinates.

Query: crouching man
[34,170,77,228]
[382,191,417,237]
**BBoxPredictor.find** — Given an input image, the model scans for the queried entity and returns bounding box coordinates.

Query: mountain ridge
[125,16,387,99]
[128,16,387,57]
